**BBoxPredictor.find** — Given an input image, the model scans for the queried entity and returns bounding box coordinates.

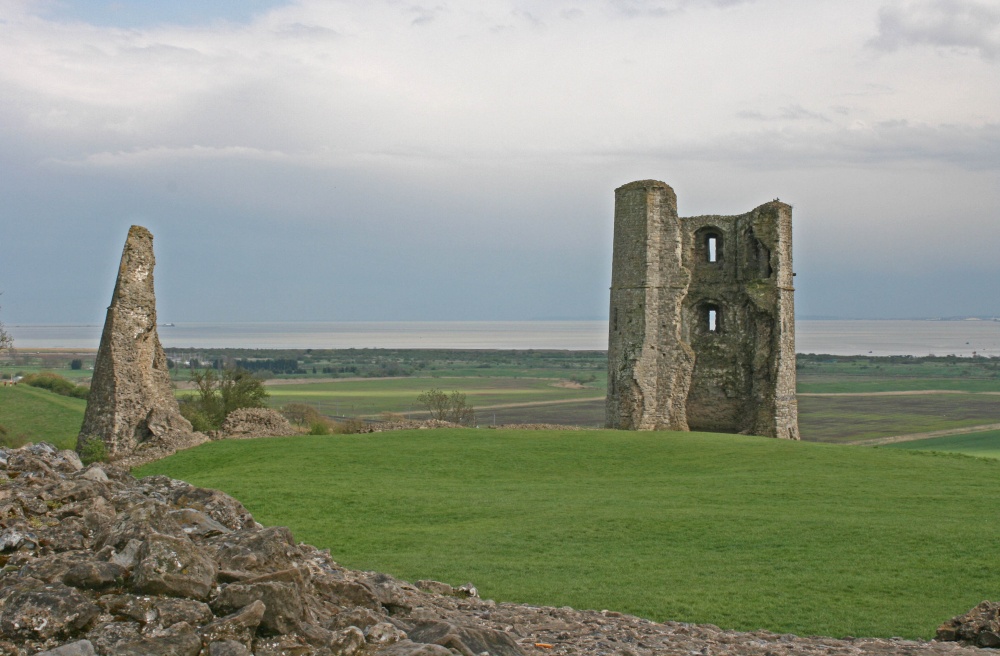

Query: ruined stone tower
[78,226,205,461]
[607,180,799,439]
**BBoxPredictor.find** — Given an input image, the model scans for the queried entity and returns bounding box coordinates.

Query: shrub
[331,418,366,434]
[179,367,268,431]
[78,436,108,465]
[70,359,83,370]
[308,420,331,436]
[20,373,89,400]
[281,403,323,427]
[416,388,475,426]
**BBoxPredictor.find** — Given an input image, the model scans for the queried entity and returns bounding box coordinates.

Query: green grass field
[882,429,1000,458]
[136,430,1000,640]
[0,384,84,450]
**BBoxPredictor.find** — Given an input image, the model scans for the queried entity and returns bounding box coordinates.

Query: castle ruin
[606,180,799,439]
[78,225,206,462]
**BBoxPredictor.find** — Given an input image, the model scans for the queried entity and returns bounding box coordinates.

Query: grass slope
[882,429,1000,458]
[136,429,1000,640]
[0,385,84,449]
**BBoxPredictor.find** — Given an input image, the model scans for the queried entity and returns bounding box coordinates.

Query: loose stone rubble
[216,410,296,440]
[0,443,992,655]
[936,601,1000,648]
[77,225,206,465]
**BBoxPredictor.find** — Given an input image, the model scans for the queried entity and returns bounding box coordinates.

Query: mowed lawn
[263,376,604,417]
[0,384,84,450]
[137,429,1000,640]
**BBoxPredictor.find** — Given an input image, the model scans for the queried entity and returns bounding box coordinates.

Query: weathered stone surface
[35,639,96,656]
[208,640,253,656]
[76,225,207,463]
[607,181,800,439]
[374,640,454,656]
[218,408,297,439]
[199,600,265,647]
[62,560,127,590]
[938,601,1000,647]
[0,582,99,640]
[131,533,217,600]
[211,581,304,634]
[109,620,201,655]
[408,620,526,656]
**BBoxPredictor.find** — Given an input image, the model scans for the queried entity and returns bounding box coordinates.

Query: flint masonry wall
[607,180,799,439]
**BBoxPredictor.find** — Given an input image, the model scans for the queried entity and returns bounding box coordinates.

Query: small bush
[20,373,89,400]
[70,359,83,370]
[78,436,108,465]
[308,420,331,436]
[282,403,323,427]
[332,418,366,434]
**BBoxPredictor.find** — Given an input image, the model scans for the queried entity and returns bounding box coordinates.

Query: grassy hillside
[137,429,1000,640]
[0,384,84,449]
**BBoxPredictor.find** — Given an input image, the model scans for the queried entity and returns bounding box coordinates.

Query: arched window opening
[697,228,723,264]
[703,303,722,333]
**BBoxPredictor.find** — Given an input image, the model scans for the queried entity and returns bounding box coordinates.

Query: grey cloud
[610,0,755,17]
[871,0,1000,59]
[607,121,1000,170]
[737,105,831,123]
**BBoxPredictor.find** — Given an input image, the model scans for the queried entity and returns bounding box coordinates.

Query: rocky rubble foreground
[0,443,992,656]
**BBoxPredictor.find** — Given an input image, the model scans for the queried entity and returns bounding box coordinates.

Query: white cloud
[871,0,1000,59]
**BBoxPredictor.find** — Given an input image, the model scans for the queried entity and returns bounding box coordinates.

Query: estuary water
[8,319,1000,357]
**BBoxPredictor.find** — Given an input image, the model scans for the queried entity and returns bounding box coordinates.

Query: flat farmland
[797,392,1000,443]
[264,376,605,418]
[881,429,1000,458]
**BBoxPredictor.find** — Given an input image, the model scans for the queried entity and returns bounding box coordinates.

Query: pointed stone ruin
[77,225,206,465]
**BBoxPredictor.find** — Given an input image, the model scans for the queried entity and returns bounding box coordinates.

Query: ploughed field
[137,429,1000,641]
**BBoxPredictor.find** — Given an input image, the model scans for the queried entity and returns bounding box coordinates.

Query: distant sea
[9,320,1000,357]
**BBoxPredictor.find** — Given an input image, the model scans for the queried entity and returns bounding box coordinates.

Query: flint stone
[106,538,143,570]
[132,533,217,600]
[97,499,186,549]
[62,560,127,590]
[108,620,201,656]
[169,508,231,538]
[35,639,96,656]
[76,225,204,461]
[170,485,256,531]
[374,640,454,656]
[208,640,253,656]
[211,525,302,573]
[314,576,381,611]
[100,594,214,628]
[0,582,100,640]
[937,600,1000,647]
[408,620,526,656]
[367,621,407,645]
[211,580,304,634]
[18,550,94,583]
[75,465,109,483]
[331,626,367,655]
[84,621,141,654]
[198,599,265,647]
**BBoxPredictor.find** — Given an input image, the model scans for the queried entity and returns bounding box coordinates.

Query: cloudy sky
[1,0,998,325]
